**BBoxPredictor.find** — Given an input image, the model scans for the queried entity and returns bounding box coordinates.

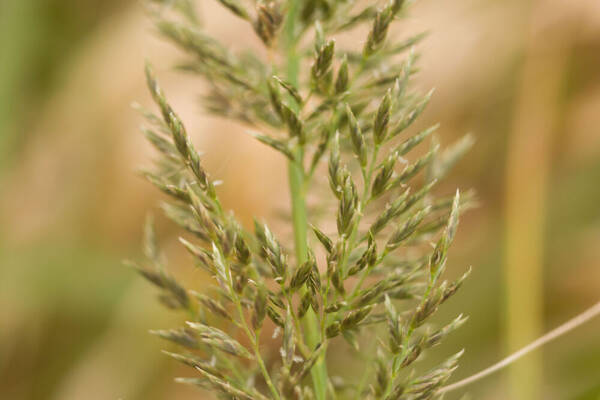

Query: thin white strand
[439,301,600,394]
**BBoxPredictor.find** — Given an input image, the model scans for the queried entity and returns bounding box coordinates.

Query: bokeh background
[1,0,599,399]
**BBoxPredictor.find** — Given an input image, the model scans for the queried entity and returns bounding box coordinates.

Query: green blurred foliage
[0,0,128,166]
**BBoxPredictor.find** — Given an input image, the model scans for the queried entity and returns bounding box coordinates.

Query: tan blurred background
[1,0,599,399]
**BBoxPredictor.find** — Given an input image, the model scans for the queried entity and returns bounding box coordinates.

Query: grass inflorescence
[131,0,475,398]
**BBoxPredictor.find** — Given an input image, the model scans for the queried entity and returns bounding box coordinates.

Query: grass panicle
[133,0,476,399]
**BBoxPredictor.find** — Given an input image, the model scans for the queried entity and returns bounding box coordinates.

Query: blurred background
[1,0,599,399]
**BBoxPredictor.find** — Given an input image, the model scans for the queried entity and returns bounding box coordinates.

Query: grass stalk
[0,0,40,172]
[504,2,574,397]
[284,1,328,398]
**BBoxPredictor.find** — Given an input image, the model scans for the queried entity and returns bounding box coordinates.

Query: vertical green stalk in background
[0,1,41,325]
[284,1,328,399]
[0,0,39,173]
[504,2,574,398]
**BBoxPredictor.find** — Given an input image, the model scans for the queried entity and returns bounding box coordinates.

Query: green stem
[224,256,280,400]
[288,157,308,257]
[289,149,328,400]
[234,299,281,400]
[284,2,328,399]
